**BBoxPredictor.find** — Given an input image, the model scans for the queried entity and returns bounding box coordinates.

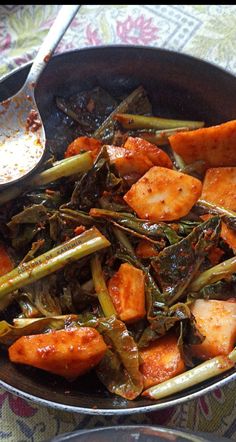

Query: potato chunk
[65,136,101,159]
[124,166,202,221]
[140,333,186,389]
[106,138,172,185]
[190,299,236,360]
[201,167,236,251]
[9,327,107,379]
[0,244,14,276]
[124,137,173,169]
[108,262,146,323]
[201,167,236,211]
[106,145,153,182]
[169,119,236,167]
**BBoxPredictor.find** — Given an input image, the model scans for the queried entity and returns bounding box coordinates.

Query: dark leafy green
[96,316,143,400]
[152,216,221,305]
[70,147,122,210]
[91,208,181,245]
[177,316,205,367]
[94,85,152,143]
[138,302,191,348]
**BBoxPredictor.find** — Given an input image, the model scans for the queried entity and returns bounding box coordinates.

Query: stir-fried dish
[0,85,235,401]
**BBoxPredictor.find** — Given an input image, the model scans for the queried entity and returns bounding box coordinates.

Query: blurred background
[1,5,236,78]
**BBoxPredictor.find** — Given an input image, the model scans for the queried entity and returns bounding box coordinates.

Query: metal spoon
[0,5,80,187]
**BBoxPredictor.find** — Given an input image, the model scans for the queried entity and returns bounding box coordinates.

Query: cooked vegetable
[108,262,146,323]
[123,137,173,169]
[105,137,173,185]
[151,216,221,305]
[189,256,236,292]
[142,355,234,400]
[0,315,78,346]
[94,86,152,142]
[113,113,204,130]
[138,303,192,349]
[220,224,236,253]
[140,333,186,389]
[0,84,235,402]
[70,146,122,210]
[9,327,107,379]
[106,144,154,183]
[135,240,159,259]
[0,244,14,276]
[0,227,110,310]
[90,208,180,244]
[229,347,236,363]
[91,254,116,317]
[190,299,236,359]
[96,315,143,400]
[201,213,236,254]
[124,166,202,222]
[169,119,236,167]
[195,199,236,221]
[201,167,236,211]
[64,136,102,159]
[188,276,236,302]
[135,127,191,146]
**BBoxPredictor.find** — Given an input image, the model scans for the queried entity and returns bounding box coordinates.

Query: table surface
[0,4,236,442]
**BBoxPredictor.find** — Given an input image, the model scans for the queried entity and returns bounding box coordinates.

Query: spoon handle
[24,5,81,87]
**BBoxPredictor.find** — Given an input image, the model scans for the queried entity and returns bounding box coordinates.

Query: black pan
[0,46,236,415]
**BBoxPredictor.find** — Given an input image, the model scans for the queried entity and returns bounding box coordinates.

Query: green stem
[13,315,75,327]
[112,226,136,258]
[172,151,186,170]
[143,355,234,400]
[196,199,236,218]
[113,113,204,131]
[0,227,110,310]
[90,254,116,317]
[189,256,236,292]
[136,127,190,145]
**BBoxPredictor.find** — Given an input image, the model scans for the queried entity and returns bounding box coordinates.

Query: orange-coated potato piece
[190,299,236,360]
[220,223,236,253]
[106,138,172,184]
[124,137,173,169]
[169,120,236,167]
[9,327,107,379]
[124,166,202,221]
[108,262,146,323]
[201,167,236,211]
[0,244,14,276]
[65,136,102,159]
[201,167,236,251]
[140,333,186,389]
[106,144,153,182]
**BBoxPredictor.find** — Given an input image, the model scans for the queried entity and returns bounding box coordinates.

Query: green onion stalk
[0,227,110,310]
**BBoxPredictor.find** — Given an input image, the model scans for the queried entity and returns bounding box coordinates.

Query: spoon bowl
[0,86,45,186]
[0,5,80,187]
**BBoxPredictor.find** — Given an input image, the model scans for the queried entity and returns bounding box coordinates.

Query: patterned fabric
[0,4,236,441]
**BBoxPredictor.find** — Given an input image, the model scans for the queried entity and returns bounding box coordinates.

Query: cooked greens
[0,84,235,402]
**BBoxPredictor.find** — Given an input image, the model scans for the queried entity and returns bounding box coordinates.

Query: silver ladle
[0,4,80,186]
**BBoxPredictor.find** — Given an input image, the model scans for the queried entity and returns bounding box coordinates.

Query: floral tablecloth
[0,4,236,442]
